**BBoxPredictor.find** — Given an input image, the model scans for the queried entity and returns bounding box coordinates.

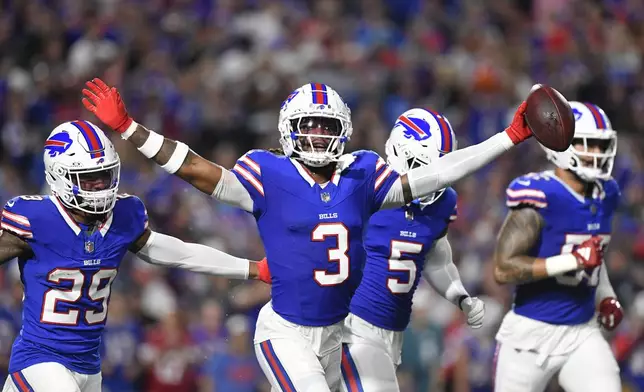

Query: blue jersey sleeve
[1,196,41,241]
[231,149,270,216]
[353,151,399,212]
[505,174,549,210]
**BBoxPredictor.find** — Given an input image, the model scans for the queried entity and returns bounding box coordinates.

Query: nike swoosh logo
[6,200,15,208]
[516,179,531,186]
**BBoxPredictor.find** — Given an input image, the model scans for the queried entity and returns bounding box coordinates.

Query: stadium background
[1,0,644,391]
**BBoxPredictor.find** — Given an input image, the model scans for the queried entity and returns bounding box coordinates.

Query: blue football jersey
[232,150,399,326]
[0,194,148,374]
[349,188,457,331]
[505,171,620,325]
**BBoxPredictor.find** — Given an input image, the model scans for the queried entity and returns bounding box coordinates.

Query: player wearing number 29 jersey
[493,101,623,392]
[82,77,538,391]
[341,109,485,392]
[0,121,265,392]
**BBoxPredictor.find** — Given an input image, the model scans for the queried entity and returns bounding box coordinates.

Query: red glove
[504,101,531,145]
[257,257,271,284]
[82,78,133,133]
[572,237,603,269]
[598,297,623,331]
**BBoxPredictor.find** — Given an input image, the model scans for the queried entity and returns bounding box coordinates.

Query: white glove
[460,296,485,329]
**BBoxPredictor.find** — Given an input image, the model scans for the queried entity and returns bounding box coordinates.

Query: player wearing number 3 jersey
[0,121,268,392]
[493,101,623,392]
[82,78,536,391]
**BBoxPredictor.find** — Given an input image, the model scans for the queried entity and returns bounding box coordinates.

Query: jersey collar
[545,171,604,203]
[289,154,356,188]
[51,196,113,236]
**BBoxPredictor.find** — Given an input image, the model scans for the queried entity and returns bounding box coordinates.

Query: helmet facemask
[47,160,121,215]
[568,134,617,182]
[286,116,347,167]
[278,84,353,168]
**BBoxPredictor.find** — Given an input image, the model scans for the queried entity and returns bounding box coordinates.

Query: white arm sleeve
[595,265,617,305]
[211,168,254,213]
[136,231,250,279]
[382,132,514,209]
[422,236,469,305]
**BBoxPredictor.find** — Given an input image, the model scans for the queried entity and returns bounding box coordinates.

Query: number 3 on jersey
[556,234,610,287]
[313,223,350,286]
[41,268,117,325]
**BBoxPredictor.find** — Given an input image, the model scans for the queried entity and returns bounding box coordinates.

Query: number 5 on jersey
[388,240,423,294]
[41,268,117,325]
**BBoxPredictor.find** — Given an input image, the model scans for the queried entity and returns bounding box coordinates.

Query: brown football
[524,84,575,152]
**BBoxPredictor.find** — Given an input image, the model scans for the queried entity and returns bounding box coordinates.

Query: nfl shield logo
[85,241,94,253]
[321,192,331,203]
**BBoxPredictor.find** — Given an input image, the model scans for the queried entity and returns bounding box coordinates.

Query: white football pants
[254,302,344,392]
[494,329,620,392]
[339,313,404,392]
[2,362,102,392]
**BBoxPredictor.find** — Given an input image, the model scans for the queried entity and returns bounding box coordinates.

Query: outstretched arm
[129,228,264,280]
[82,78,253,212]
[381,103,529,208]
[126,124,222,195]
[0,230,31,265]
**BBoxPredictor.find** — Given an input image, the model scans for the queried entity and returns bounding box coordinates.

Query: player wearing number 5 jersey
[82,78,536,391]
[0,121,268,392]
[340,109,485,392]
[492,101,623,392]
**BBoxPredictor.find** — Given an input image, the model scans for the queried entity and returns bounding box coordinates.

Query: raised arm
[0,230,31,265]
[81,78,253,212]
[381,102,530,208]
[493,208,603,285]
[129,228,270,282]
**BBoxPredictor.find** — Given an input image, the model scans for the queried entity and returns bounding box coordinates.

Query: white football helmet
[278,83,353,167]
[542,101,617,181]
[385,108,457,204]
[44,120,120,214]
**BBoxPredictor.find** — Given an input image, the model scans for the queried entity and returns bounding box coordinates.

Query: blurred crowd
[2,0,644,391]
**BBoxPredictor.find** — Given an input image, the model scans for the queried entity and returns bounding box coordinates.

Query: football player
[492,101,623,392]
[83,78,536,391]
[0,121,269,392]
[340,108,485,392]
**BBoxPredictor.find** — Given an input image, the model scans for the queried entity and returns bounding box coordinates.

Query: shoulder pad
[350,150,390,173]
[1,195,45,239]
[235,149,282,175]
[115,194,149,235]
[506,173,550,209]
[425,187,457,221]
[350,149,380,162]
[600,178,621,208]
[441,187,458,221]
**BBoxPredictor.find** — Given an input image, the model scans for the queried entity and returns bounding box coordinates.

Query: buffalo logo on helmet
[396,115,431,141]
[281,90,300,109]
[45,132,74,157]
[572,108,583,121]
